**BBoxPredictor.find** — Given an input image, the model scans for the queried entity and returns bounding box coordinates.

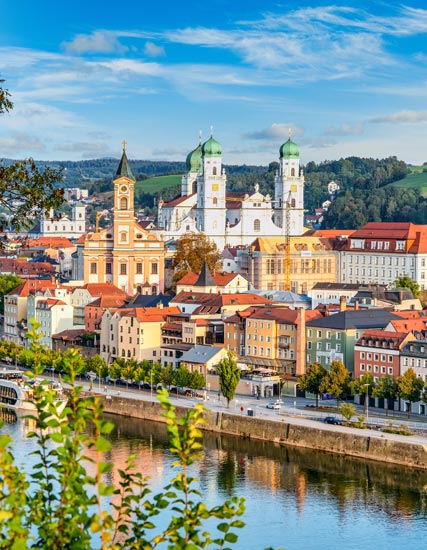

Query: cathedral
[82,145,165,294]
[156,133,305,250]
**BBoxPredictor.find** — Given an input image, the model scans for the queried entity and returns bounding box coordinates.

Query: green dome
[279,137,299,159]
[202,136,222,157]
[186,143,202,172]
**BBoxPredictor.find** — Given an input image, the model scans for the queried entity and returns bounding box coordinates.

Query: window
[213,197,218,206]
[317,330,322,338]
[307,341,312,349]
[106,263,112,274]
[151,263,158,275]
[90,262,97,274]
[120,231,127,242]
[254,219,261,232]
[120,263,127,275]
[136,263,143,274]
[360,364,365,371]
[317,342,322,350]
[120,197,128,210]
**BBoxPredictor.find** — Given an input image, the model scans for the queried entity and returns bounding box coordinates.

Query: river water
[3,409,427,550]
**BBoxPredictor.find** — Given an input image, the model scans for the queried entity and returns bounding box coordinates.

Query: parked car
[266,401,281,410]
[323,416,343,425]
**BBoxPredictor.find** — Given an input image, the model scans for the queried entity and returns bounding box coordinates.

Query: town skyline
[1,1,427,165]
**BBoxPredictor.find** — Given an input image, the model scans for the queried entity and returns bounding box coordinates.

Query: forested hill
[3,155,426,228]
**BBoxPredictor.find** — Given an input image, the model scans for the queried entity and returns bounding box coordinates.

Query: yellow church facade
[83,145,165,294]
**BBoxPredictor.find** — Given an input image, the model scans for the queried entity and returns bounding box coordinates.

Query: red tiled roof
[246,307,322,324]
[176,271,245,287]
[163,194,196,207]
[25,237,75,249]
[356,329,411,347]
[37,298,67,308]
[6,279,58,297]
[388,319,427,332]
[173,291,272,307]
[87,296,128,308]
[78,283,128,297]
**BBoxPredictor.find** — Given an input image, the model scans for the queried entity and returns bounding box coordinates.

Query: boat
[0,369,67,416]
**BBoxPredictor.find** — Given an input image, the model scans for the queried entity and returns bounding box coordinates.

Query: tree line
[299,360,425,418]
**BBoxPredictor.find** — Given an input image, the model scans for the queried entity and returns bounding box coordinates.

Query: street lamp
[364,383,370,422]
[150,370,153,400]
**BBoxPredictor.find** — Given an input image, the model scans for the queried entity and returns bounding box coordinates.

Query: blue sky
[1,0,427,165]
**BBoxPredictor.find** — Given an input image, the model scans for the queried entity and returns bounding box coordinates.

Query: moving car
[323,416,343,425]
[266,401,282,410]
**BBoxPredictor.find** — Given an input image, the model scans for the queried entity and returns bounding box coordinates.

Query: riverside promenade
[83,383,427,470]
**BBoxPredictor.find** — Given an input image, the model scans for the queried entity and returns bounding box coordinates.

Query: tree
[0,358,246,547]
[173,232,222,282]
[87,354,108,379]
[0,274,23,314]
[397,368,423,418]
[160,363,175,389]
[373,375,397,416]
[0,80,64,228]
[217,352,240,409]
[298,362,327,407]
[394,275,420,298]
[320,360,352,408]
[340,402,356,424]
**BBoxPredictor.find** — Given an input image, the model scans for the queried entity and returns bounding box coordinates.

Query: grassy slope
[387,169,427,195]
[135,174,181,195]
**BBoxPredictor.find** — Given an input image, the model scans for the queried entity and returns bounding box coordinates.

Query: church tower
[112,141,137,290]
[181,135,202,196]
[274,133,304,236]
[196,133,227,248]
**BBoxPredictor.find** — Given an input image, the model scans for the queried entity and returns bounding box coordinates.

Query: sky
[1,0,427,166]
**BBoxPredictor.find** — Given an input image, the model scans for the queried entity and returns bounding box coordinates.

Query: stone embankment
[101,394,427,470]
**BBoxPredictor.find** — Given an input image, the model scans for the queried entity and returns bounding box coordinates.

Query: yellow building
[83,144,165,294]
[240,235,337,293]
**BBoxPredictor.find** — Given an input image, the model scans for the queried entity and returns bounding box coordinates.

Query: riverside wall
[100,395,427,470]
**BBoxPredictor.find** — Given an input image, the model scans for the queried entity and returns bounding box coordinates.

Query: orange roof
[393,310,427,319]
[246,307,322,324]
[78,283,128,297]
[173,291,272,307]
[37,298,67,308]
[163,193,196,207]
[87,296,128,308]
[177,271,244,287]
[388,319,427,332]
[6,279,58,297]
[25,237,75,249]
[117,306,181,323]
[356,329,411,347]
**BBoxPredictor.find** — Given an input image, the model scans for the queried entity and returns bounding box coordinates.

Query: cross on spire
[210,125,214,137]
[122,140,127,152]
[288,127,292,138]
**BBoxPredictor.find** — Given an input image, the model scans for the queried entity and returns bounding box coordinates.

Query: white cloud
[62,31,127,55]
[370,111,427,124]
[244,123,304,141]
[144,42,165,57]
[0,132,46,155]
[324,124,364,136]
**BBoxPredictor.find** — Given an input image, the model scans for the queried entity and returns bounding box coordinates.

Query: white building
[156,134,305,250]
[30,203,87,240]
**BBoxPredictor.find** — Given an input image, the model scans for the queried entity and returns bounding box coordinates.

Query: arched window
[291,168,295,176]
[192,180,197,194]
[291,198,296,207]
[213,167,217,175]
[120,197,128,210]
[254,219,261,232]
[213,197,218,206]
[120,231,127,242]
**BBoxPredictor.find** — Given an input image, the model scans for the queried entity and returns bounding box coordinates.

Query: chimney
[354,299,359,310]
[158,302,164,309]
[339,296,347,311]
[295,308,306,376]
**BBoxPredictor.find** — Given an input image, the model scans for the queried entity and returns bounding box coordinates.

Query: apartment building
[99,306,180,364]
[306,309,402,374]
[400,340,427,380]
[224,306,322,376]
[354,330,415,380]
[239,235,337,293]
[338,222,427,289]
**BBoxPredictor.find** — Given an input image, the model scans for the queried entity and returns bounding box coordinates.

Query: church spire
[115,141,135,180]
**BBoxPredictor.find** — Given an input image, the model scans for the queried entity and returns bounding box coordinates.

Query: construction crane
[284,186,297,292]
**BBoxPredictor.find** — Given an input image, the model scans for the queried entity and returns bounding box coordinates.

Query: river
[2,408,427,550]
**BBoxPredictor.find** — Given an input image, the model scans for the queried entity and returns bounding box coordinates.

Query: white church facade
[156,134,305,250]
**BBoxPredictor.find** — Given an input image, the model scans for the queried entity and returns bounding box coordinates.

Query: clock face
[120,185,128,193]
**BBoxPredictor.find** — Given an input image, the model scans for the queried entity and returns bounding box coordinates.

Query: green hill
[136,174,181,195]
[388,170,427,195]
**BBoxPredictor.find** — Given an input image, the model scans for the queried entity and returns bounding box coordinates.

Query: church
[82,144,165,294]
[156,133,305,250]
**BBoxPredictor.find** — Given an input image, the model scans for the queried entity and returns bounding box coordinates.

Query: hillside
[387,170,427,196]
